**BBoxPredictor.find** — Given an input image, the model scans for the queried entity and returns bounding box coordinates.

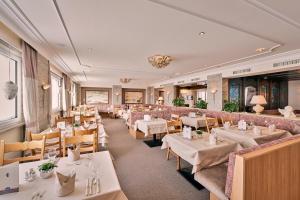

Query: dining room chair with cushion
[62,134,97,157]
[0,137,46,166]
[205,118,219,134]
[166,120,183,161]
[55,116,74,126]
[221,116,234,126]
[74,128,98,151]
[80,115,96,124]
[30,131,62,157]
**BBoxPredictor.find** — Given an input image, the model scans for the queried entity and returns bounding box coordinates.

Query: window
[0,39,22,130]
[71,82,77,107]
[197,89,207,101]
[0,54,17,121]
[51,73,62,111]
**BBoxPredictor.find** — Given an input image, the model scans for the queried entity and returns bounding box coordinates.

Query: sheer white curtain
[22,41,39,138]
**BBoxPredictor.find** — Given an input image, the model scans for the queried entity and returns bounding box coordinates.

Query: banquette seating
[194,134,300,200]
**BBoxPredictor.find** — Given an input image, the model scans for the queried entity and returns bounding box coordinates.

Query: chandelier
[148,55,172,69]
[120,78,131,84]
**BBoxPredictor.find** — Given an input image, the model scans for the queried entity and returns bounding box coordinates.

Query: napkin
[223,121,231,130]
[55,171,76,197]
[67,146,80,162]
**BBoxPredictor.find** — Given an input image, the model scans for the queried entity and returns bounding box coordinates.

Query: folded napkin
[55,171,76,197]
[67,146,80,162]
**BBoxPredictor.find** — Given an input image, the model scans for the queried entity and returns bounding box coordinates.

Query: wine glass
[46,148,57,162]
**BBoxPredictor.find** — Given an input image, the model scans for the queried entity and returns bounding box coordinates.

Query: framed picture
[124,91,144,104]
[85,90,109,104]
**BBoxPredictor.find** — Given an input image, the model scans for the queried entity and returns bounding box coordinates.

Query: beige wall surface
[207,74,223,111]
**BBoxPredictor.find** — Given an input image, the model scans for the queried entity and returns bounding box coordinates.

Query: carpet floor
[104,118,209,200]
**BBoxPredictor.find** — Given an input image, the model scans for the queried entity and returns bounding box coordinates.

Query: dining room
[1,1,300,200]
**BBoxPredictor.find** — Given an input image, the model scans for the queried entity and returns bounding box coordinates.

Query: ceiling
[1,0,300,87]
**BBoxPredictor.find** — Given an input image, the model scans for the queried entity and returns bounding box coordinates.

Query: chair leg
[176,156,181,171]
[167,147,170,160]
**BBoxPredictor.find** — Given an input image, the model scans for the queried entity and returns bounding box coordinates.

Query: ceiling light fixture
[199,32,205,36]
[120,78,131,84]
[256,47,266,53]
[148,55,172,69]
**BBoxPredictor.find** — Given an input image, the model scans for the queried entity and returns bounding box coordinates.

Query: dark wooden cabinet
[229,77,288,111]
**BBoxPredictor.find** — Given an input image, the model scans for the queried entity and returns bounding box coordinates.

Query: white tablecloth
[1,151,127,200]
[161,133,242,173]
[180,116,210,129]
[134,118,167,137]
[215,126,292,148]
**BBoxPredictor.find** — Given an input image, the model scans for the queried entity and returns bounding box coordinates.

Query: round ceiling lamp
[148,55,172,69]
[120,78,131,84]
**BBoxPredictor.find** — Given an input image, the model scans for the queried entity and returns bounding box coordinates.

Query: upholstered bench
[194,134,300,200]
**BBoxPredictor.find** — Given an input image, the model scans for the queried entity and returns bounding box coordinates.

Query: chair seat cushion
[194,163,228,200]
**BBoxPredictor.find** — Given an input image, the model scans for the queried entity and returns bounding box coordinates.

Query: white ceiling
[1,0,300,87]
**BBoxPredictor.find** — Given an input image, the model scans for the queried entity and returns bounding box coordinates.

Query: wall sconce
[211,89,218,104]
[42,83,51,90]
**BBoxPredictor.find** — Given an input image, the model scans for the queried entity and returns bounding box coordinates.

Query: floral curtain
[22,41,39,138]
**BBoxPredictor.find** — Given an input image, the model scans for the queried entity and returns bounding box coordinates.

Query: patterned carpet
[104,118,209,200]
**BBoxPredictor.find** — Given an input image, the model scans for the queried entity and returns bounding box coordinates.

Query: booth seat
[194,134,300,200]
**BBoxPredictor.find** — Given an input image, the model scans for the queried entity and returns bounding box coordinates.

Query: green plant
[38,162,57,172]
[196,130,203,135]
[223,101,239,112]
[195,99,208,109]
[172,97,185,107]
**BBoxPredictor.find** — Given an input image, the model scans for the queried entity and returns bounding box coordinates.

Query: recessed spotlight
[256,47,266,53]
[198,32,205,36]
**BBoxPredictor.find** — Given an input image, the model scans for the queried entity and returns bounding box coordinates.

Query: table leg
[153,134,157,141]
[176,156,181,171]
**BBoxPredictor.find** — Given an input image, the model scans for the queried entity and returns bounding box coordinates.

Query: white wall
[288,80,300,110]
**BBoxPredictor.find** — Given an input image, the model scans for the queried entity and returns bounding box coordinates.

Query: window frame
[51,72,63,112]
[0,39,23,133]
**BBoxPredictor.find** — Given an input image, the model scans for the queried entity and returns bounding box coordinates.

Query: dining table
[0,151,127,200]
[214,125,292,148]
[161,133,242,174]
[180,116,214,129]
[134,118,167,147]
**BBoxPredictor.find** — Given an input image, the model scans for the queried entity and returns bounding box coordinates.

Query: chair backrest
[221,116,233,125]
[55,116,74,125]
[74,128,97,136]
[227,135,300,200]
[167,120,183,134]
[80,116,96,124]
[62,134,96,157]
[205,118,219,134]
[30,131,61,156]
[0,137,46,166]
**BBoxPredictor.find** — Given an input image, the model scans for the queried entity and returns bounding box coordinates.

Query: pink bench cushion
[224,133,300,198]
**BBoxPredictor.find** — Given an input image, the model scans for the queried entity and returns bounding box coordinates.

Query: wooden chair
[62,134,97,157]
[80,115,96,124]
[74,128,98,151]
[0,137,46,166]
[166,120,183,164]
[205,117,219,134]
[55,116,74,126]
[221,115,233,125]
[30,131,62,157]
[166,120,183,134]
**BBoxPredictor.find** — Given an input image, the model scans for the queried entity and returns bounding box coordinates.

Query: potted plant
[195,99,208,109]
[223,101,239,112]
[172,97,185,107]
[38,161,57,179]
